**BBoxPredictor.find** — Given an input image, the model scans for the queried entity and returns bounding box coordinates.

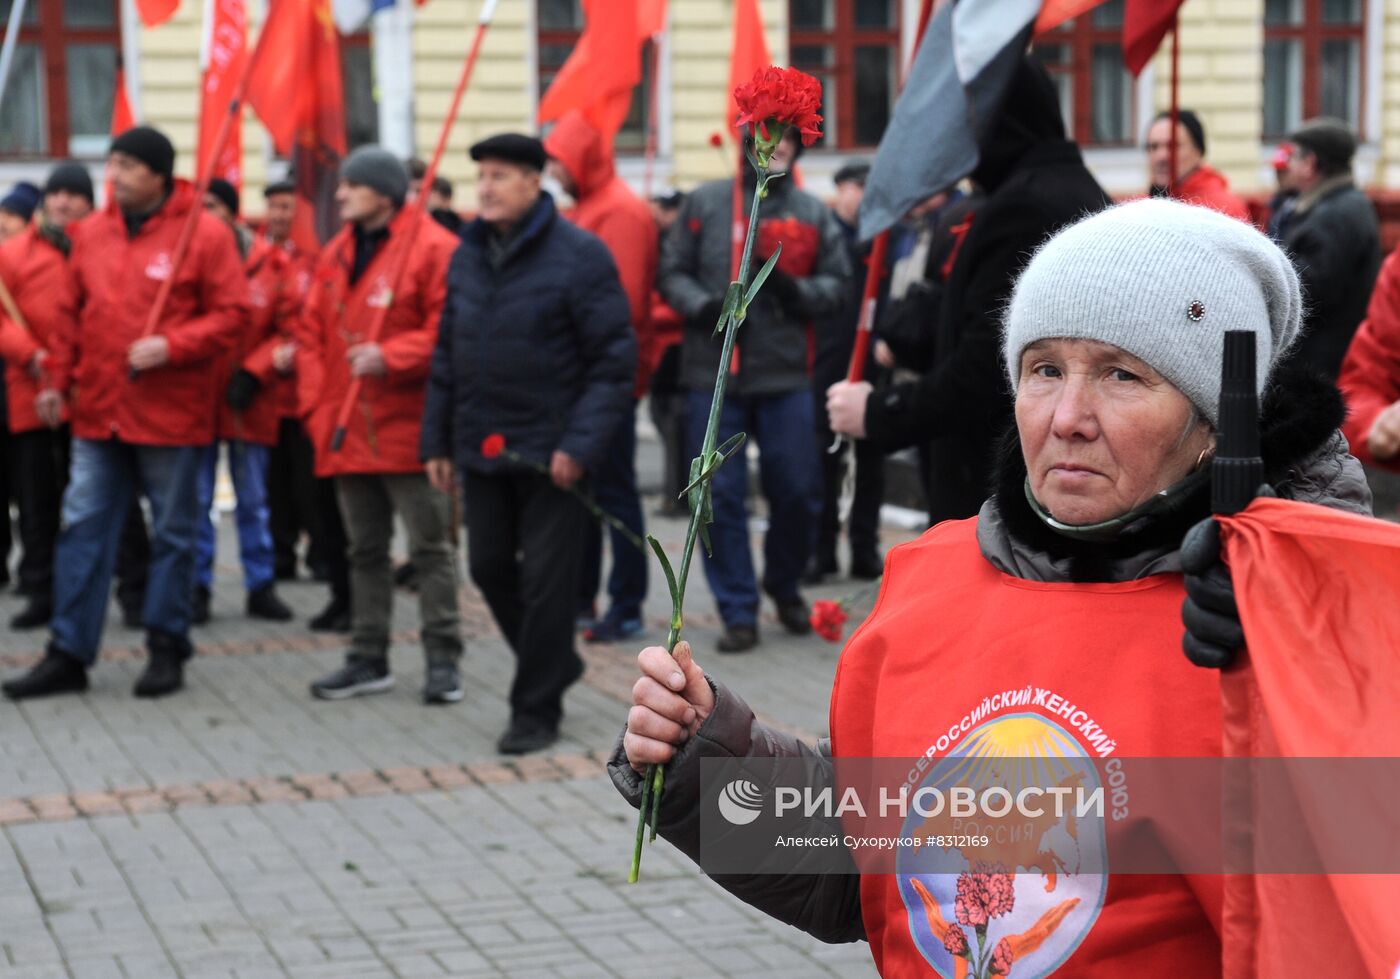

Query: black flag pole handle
[1212,330,1263,516]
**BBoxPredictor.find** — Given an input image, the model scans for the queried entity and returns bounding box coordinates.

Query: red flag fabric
[245,0,346,251]
[1218,498,1400,979]
[638,0,665,38]
[111,63,136,135]
[727,0,771,128]
[1122,0,1185,75]
[537,0,641,141]
[135,0,179,27]
[1034,0,1111,35]
[198,0,247,190]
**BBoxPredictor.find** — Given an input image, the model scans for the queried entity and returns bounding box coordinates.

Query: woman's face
[1015,338,1215,526]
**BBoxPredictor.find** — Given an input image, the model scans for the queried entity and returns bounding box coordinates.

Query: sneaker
[310,658,393,700]
[717,623,759,653]
[497,716,558,755]
[192,585,211,626]
[583,613,643,644]
[775,598,813,636]
[1,645,88,700]
[423,660,464,705]
[9,597,52,630]
[309,597,351,632]
[246,584,294,622]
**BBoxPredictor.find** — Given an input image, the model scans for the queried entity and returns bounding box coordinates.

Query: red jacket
[296,208,458,477]
[0,226,77,433]
[544,111,658,397]
[1169,164,1251,223]
[214,236,310,444]
[1339,244,1400,473]
[58,180,250,446]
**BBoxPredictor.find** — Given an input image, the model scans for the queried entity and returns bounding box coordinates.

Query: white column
[372,0,415,158]
[120,0,143,117]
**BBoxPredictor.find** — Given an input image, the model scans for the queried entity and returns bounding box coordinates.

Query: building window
[341,29,378,150]
[1033,0,1134,147]
[1263,0,1364,140]
[535,0,656,154]
[0,0,121,158]
[788,0,899,150]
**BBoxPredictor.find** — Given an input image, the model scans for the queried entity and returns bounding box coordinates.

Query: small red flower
[810,600,848,643]
[708,131,724,149]
[990,936,1014,975]
[481,433,506,459]
[942,927,969,958]
[733,66,823,147]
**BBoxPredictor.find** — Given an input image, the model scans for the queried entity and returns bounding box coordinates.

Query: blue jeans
[684,388,820,627]
[51,439,202,665]
[195,441,275,591]
[579,401,647,621]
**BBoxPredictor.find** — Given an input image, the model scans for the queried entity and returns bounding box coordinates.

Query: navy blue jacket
[420,193,636,475]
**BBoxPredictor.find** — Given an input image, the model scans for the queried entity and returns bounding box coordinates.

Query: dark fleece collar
[990,364,1347,582]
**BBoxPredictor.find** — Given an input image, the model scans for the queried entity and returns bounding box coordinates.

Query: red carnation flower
[481,433,506,459]
[942,927,969,958]
[733,66,823,147]
[954,875,988,929]
[990,937,1014,975]
[980,863,1015,919]
[810,600,848,643]
[708,131,724,148]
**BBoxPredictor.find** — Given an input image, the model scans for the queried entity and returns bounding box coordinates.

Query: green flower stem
[499,448,647,555]
[628,155,778,884]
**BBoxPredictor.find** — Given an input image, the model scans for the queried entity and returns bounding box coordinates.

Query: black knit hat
[109,125,176,181]
[1153,108,1207,156]
[263,179,295,198]
[1289,117,1357,176]
[469,133,547,171]
[43,161,94,204]
[206,178,240,216]
[833,161,871,186]
[0,183,40,221]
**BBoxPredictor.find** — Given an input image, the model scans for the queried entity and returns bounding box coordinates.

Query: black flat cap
[263,179,295,197]
[469,133,547,171]
[833,161,871,186]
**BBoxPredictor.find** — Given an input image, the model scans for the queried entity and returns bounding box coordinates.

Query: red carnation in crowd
[708,131,724,148]
[733,66,823,147]
[990,936,1015,975]
[810,599,848,643]
[942,926,969,958]
[481,433,506,459]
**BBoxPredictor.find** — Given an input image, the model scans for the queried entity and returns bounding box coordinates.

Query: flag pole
[1168,14,1180,194]
[329,0,499,451]
[641,34,661,199]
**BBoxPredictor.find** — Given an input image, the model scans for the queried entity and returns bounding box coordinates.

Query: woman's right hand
[623,641,715,772]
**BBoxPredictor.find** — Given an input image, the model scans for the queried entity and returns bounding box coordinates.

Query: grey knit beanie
[1003,198,1302,427]
[340,146,408,208]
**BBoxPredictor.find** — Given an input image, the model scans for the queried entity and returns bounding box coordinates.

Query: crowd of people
[0,54,1397,763]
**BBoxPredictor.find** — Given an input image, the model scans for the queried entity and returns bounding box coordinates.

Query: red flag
[537,0,641,142]
[246,0,346,250]
[111,62,136,136]
[135,0,179,26]
[1034,0,1111,35]
[727,0,771,128]
[198,0,247,191]
[1218,498,1400,978]
[1122,0,1185,75]
[638,0,665,38]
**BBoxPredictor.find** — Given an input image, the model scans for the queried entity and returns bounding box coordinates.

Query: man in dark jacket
[1279,117,1380,380]
[660,128,852,652]
[826,56,1110,525]
[422,133,634,755]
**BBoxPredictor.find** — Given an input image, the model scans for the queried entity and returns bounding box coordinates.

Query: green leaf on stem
[713,281,742,337]
[743,247,782,311]
[646,534,680,609]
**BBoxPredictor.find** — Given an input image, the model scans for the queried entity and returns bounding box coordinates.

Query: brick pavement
[0,438,908,978]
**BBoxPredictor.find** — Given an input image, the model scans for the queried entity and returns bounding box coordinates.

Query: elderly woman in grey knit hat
[609,198,1371,976]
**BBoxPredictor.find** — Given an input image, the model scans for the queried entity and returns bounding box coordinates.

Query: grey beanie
[1003,198,1302,427]
[340,146,408,207]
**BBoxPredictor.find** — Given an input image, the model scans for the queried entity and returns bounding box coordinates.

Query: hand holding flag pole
[328,0,499,451]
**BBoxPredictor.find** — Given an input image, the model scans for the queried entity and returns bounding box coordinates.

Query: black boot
[309,595,351,632]
[191,585,211,626]
[1,644,88,700]
[9,596,53,630]
[849,546,884,581]
[134,632,191,698]
[246,584,293,621]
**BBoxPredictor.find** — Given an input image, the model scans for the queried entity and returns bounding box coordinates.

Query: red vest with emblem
[830,517,1224,978]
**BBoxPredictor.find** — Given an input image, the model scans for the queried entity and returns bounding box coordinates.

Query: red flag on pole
[638,0,665,38]
[198,0,247,191]
[245,0,346,250]
[135,0,180,27]
[1034,0,1111,35]
[111,60,136,135]
[537,0,641,142]
[1122,0,1186,75]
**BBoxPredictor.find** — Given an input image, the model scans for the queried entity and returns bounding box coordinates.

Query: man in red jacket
[1339,244,1400,479]
[298,147,464,705]
[1145,109,1251,222]
[1,126,249,701]
[190,178,295,626]
[0,162,88,629]
[543,111,656,643]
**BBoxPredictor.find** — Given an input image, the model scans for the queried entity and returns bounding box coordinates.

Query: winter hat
[43,161,94,203]
[469,133,547,172]
[0,182,41,221]
[109,126,176,182]
[1288,117,1357,176]
[1003,198,1302,427]
[205,178,240,217]
[340,146,409,207]
[263,179,295,198]
[1153,108,1206,155]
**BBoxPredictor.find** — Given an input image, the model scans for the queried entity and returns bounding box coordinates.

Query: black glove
[225,368,262,412]
[1179,485,1274,669]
